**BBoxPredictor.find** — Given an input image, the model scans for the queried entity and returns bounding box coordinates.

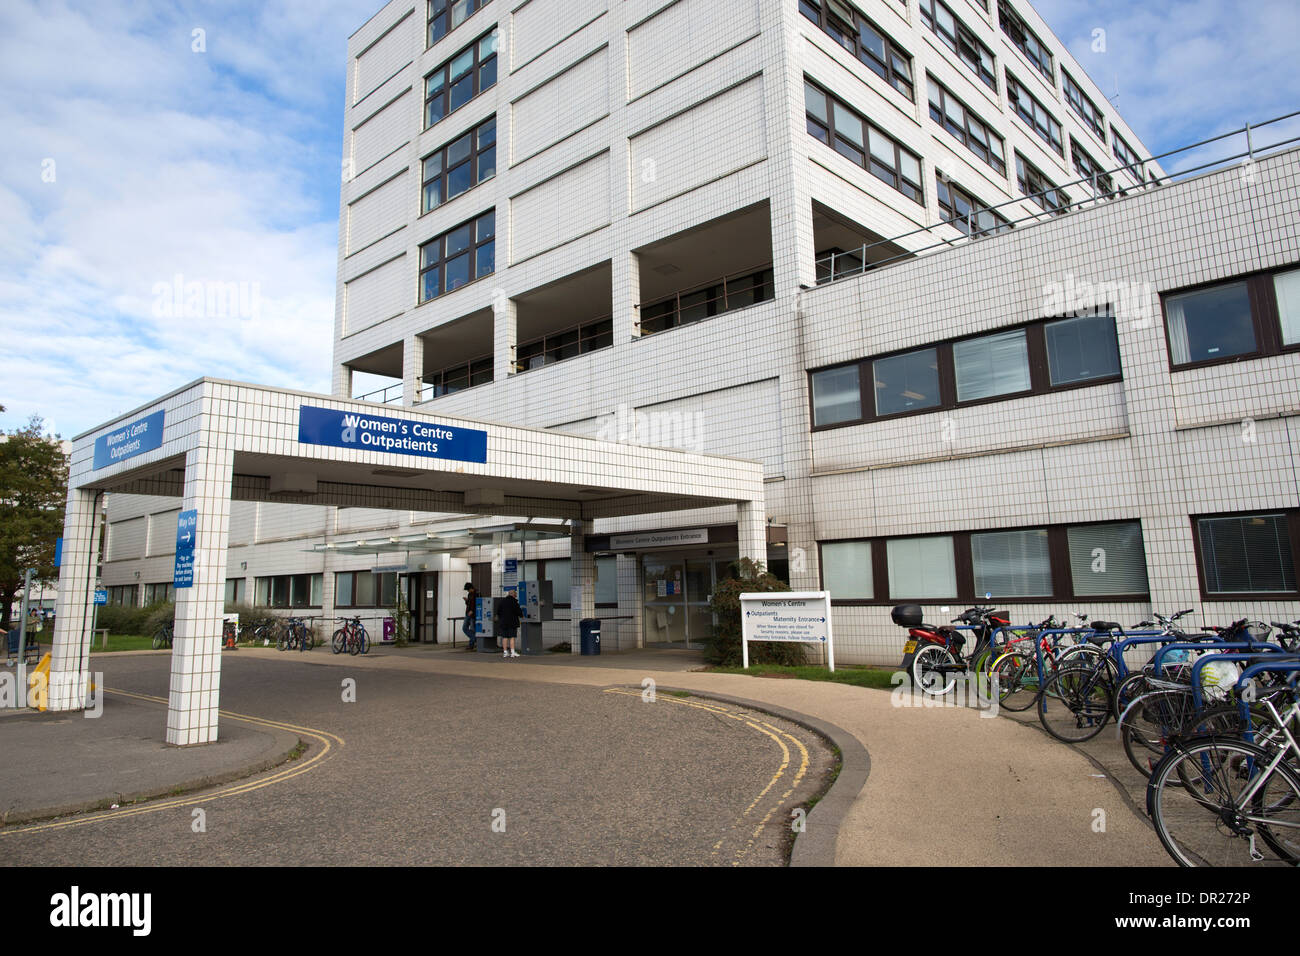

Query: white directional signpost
[739,591,835,673]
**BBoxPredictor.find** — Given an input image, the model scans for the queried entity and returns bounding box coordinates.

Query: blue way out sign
[173,510,198,589]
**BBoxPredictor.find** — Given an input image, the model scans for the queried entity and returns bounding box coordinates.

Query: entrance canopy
[53,379,767,744]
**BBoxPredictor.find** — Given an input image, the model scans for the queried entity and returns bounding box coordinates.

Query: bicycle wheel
[332,629,347,654]
[1147,737,1300,866]
[152,630,164,650]
[912,644,957,697]
[303,627,316,651]
[348,632,362,656]
[1038,667,1113,743]
[358,628,370,655]
[1119,689,1200,777]
[991,651,1040,712]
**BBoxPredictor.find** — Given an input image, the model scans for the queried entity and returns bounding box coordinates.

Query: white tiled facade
[98,0,1300,666]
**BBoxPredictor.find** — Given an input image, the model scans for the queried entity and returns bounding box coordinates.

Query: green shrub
[705,557,804,667]
[143,602,176,635]
[95,604,153,635]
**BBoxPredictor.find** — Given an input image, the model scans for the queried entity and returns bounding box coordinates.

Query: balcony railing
[636,265,774,336]
[352,383,404,405]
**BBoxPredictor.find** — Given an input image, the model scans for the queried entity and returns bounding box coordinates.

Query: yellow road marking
[0,688,344,838]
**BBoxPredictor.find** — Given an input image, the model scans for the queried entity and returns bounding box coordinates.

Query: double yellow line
[602,688,810,864]
[1,689,344,838]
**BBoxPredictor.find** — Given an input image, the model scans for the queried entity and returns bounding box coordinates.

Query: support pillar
[333,363,353,400]
[49,487,102,712]
[569,519,594,655]
[493,296,518,384]
[612,249,641,342]
[166,446,235,746]
[402,333,424,406]
[738,500,767,569]
[616,554,642,650]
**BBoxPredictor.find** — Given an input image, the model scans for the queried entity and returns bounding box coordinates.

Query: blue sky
[2,0,1297,439]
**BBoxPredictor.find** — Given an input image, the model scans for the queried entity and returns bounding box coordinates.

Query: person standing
[462,582,478,651]
[497,590,521,659]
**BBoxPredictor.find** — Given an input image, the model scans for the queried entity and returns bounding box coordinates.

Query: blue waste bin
[579,619,601,655]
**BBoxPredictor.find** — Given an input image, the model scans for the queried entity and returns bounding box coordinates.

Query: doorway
[641,555,735,648]
[405,573,439,643]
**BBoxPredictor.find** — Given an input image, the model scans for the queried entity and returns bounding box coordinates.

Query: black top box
[891,604,923,627]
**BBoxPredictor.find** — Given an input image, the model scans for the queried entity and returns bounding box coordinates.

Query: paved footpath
[0,645,1172,866]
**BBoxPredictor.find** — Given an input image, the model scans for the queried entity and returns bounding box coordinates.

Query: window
[998,0,1052,81]
[422,116,496,214]
[336,571,398,607]
[823,521,1150,603]
[107,585,137,607]
[1070,137,1114,196]
[953,329,1030,402]
[1274,268,1300,346]
[810,365,862,426]
[1016,153,1069,213]
[1062,69,1106,141]
[873,348,942,416]
[887,537,957,599]
[224,578,245,605]
[521,559,617,607]
[424,29,498,129]
[419,210,495,302]
[517,317,612,371]
[927,77,1006,175]
[936,175,1012,237]
[423,355,493,399]
[1111,127,1142,182]
[1164,280,1255,366]
[821,540,874,599]
[800,1,915,101]
[255,574,323,608]
[144,583,174,605]
[1044,314,1121,386]
[1006,71,1062,155]
[972,529,1051,597]
[1195,512,1298,597]
[1067,522,1149,596]
[639,268,773,335]
[427,0,488,48]
[805,80,923,203]
[919,0,997,90]
[811,315,1122,429]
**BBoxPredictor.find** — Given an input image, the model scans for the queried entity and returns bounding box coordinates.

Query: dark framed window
[1070,136,1115,196]
[424,29,498,129]
[936,175,1012,236]
[1160,265,1300,369]
[255,574,323,609]
[820,520,1150,604]
[418,210,495,303]
[805,80,923,203]
[1062,69,1106,142]
[517,317,612,371]
[639,267,774,335]
[919,0,997,90]
[799,0,915,101]
[107,585,138,607]
[927,76,1006,175]
[423,355,493,399]
[224,578,245,604]
[520,557,617,608]
[427,0,488,48]
[336,571,399,608]
[1006,71,1062,155]
[998,0,1052,82]
[1111,127,1143,183]
[809,313,1121,429]
[1015,152,1070,213]
[143,582,174,605]
[1193,512,1299,599]
[422,116,496,215]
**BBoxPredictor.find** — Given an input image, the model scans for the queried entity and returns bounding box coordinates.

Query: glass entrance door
[641,555,732,648]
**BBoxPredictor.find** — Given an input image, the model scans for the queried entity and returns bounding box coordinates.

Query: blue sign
[94,588,108,606]
[93,410,165,470]
[297,405,487,464]
[54,537,62,568]
[174,510,198,589]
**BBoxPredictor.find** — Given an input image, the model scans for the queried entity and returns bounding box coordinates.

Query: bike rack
[1187,651,1300,710]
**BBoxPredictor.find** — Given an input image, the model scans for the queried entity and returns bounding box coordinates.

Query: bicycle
[896,604,1010,699]
[277,617,314,652]
[332,617,368,656]
[152,622,174,650]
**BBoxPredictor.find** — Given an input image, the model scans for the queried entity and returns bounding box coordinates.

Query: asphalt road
[2,653,836,866]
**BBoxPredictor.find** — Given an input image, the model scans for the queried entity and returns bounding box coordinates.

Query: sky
[1,0,1298,440]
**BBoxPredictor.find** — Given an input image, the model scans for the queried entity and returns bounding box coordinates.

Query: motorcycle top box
[891,604,923,627]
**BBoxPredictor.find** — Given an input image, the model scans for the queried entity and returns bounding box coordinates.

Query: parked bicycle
[896,604,1010,698]
[277,617,315,652]
[332,617,369,656]
[152,622,174,650]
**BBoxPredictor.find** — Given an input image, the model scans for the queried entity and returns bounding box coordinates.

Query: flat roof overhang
[69,379,766,520]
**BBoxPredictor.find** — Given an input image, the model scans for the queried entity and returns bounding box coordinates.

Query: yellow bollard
[30,653,51,711]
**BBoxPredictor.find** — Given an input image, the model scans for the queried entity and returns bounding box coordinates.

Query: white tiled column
[613,249,640,343]
[569,519,594,654]
[738,499,767,569]
[49,487,102,712]
[167,445,234,746]
[493,297,517,385]
[616,554,642,650]
[402,333,424,406]
[332,363,353,400]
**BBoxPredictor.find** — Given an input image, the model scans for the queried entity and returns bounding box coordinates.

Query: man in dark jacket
[462,582,478,651]
[497,590,521,659]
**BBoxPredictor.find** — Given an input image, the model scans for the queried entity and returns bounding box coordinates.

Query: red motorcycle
[895,604,1009,697]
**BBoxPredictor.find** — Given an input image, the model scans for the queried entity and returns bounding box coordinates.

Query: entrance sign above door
[740,591,834,672]
[611,528,708,549]
[297,405,488,463]
[93,410,165,470]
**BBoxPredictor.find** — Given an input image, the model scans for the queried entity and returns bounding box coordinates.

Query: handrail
[635,263,774,335]
[352,382,403,405]
[815,108,1300,285]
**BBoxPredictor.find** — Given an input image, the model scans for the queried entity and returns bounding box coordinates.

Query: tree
[0,416,69,630]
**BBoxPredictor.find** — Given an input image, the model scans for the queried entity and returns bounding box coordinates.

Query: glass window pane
[1045,314,1121,385]
[899,151,920,184]
[422,180,442,214]
[421,264,441,301]
[868,127,893,165]
[953,329,1031,401]
[379,573,397,607]
[477,145,496,182]
[1273,268,1300,345]
[1165,281,1255,364]
[445,252,470,290]
[447,160,473,198]
[1068,522,1149,596]
[833,102,863,148]
[355,572,376,606]
[449,74,474,112]
[858,22,886,61]
[336,573,354,607]
[422,153,442,180]
[545,560,572,602]
[476,211,495,238]
[811,366,861,426]
[873,348,941,416]
[445,223,472,255]
[478,55,497,91]
[450,49,474,80]
[475,239,495,278]
[822,541,873,600]
[887,537,956,599]
[478,117,496,147]
[426,72,445,96]
[447,133,472,167]
[1199,515,1297,593]
[805,83,829,126]
[595,556,617,604]
[480,30,498,58]
[972,529,1052,597]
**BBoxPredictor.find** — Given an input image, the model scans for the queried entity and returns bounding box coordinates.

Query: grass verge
[707,663,898,690]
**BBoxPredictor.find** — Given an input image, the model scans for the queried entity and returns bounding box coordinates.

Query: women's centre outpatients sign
[739,592,835,672]
[297,406,487,463]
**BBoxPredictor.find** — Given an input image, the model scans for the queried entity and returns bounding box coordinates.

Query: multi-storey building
[99,0,1300,664]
